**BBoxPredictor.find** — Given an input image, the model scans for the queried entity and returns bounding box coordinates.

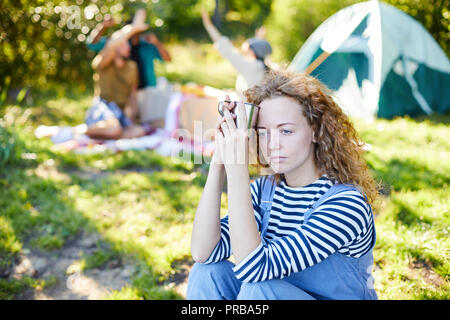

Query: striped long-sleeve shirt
[204,175,376,283]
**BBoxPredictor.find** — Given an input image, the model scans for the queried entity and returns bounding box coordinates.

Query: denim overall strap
[256,179,378,299]
[288,183,378,300]
[303,183,377,251]
[258,175,276,241]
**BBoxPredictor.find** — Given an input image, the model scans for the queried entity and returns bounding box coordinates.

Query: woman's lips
[270,157,287,163]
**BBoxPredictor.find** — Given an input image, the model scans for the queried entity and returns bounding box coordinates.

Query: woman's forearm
[190,160,226,262]
[226,170,261,264]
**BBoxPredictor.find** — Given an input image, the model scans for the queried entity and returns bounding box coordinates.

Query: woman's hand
[216,100,260,265]
[211,99,235,166]
[215,100,250,177]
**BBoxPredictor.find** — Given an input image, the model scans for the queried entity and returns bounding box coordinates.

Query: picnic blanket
[34,85,237,158]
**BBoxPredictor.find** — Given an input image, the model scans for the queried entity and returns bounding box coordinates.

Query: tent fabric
[289,0,450,119]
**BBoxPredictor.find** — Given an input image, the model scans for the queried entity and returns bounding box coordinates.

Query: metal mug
[217,101,260,129]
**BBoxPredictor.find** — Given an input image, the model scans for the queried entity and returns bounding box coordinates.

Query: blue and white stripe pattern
[204,175,375,283]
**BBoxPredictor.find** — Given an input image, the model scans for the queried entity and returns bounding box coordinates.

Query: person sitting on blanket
[86,10,171,89]
[83,19,150,140]
[86,10,172,130]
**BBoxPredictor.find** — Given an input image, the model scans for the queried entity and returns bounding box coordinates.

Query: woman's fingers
[223,95,236,113]
[237,101,248,129]
[223,108,236,130]
[220,120,230,138]
[216,116,223,130]
[216,114,236,132]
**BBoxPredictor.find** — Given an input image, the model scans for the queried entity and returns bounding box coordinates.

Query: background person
[87,10,172,129]
[201,11,272,100]
[86,14,116,52]
[84,21,149,140]
[87,9,171,89]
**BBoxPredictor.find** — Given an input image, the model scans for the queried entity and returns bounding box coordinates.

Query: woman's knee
[237,279,315,300]
[187,261,240,300]
[189,260,234,281]
[237,281,272,300]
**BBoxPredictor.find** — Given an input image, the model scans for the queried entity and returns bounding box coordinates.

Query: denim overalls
[187,176,378,300]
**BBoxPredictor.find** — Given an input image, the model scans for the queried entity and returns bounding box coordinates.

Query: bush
[0,125,18,169]
[265,0,361,62]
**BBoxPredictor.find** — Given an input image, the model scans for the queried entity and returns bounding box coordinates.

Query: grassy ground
[1,44,449,300]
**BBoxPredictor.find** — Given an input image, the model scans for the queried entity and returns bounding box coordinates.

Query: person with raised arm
[201,11,272,100]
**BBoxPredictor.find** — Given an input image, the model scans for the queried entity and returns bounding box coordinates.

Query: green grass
[0,43,449,300]
[0,275,57,300]
[353,116,450,299]
[155,40,238,89]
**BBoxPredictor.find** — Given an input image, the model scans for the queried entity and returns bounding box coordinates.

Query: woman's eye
[281,129,292,135]
[257,130,267,137]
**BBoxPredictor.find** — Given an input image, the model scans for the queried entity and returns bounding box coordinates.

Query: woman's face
[256,96,316,175]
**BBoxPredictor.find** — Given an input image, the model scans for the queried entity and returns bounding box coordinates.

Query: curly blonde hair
[244,69,379,206]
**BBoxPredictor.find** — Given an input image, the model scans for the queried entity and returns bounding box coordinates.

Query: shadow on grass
[0,165,91,299]
[0,127,189,299]
[389,198,433,228]
[409,111,450,126]
[367,153,449,192]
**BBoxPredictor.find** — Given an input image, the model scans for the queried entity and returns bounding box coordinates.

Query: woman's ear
[312,131,317,143]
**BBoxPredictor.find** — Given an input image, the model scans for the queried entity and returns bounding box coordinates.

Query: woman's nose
[268,130,280,151]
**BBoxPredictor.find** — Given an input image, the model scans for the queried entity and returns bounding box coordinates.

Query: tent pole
[305,51,330,75]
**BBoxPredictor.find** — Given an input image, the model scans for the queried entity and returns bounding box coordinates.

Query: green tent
[289,0,450,119]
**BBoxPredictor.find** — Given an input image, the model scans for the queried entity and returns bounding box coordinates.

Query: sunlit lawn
[1,43,449,300]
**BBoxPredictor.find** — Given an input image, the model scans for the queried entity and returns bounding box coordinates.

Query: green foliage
[30,235,64,250]
[0,119,31,170]
[266,0,360,62]
[0,276,56,300]
[0,216,22,273]
[0,126,17,169]
[1,0,447,89]
[383,0,449,56]
[1,0,94,88]
[80,248,119,271]
[0,0,270,89]
[0,77,11,110]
